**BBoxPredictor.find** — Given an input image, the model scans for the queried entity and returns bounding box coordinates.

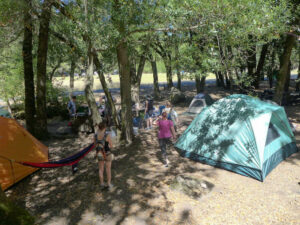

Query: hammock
[18,143,95,168]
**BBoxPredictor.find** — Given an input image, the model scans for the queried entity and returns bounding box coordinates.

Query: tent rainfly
[175,94,298,181]
[0,117,48,190]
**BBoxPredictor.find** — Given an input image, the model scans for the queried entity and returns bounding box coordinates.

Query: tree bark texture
[150,57,160,99]
[254,43,269,88]
[274,35,296,104]
[36,0,52,138]
[131,53,146,104]
[216,71,225,87]
[267,48,276,88]
[163,55,173,88]
[247,36,256,86]
[195,76,206,93]
[85,49,102,130]
[22,0,36,135]
[284,61,291,92]
[70,58,76,92]
[49,60,61,82]
[296,50,300,91]
[93,53,120,129]
[117,42,133,143]
[175,44,181,90]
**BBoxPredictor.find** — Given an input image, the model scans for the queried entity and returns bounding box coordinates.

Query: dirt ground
[6,84,300,225]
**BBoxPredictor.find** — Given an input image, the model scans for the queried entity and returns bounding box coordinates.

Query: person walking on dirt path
[145,96,154,130]
[94,121,114,190]
[157,111,176,167]
[164,101,179,132]
[67,96,77,118]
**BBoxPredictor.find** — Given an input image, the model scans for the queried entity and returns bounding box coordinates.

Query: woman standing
[94,121,114,190]
[157,111,176,167]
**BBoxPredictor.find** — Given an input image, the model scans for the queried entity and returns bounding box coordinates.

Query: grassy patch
[53,73,216,91]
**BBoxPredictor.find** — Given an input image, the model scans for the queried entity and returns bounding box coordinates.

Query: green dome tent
[175,94,298,181]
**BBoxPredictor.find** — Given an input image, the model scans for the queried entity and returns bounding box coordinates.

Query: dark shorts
[145,110,154,119]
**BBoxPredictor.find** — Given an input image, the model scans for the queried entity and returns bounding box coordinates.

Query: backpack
[95,132,110,152]
[147,99,154,111]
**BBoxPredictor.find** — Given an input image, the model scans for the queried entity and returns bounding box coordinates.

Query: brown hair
[166,101,171,107]
[98,121,107,130]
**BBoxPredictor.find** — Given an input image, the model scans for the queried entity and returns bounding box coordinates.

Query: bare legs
[98,161,105,185]
[106,161,112,186]
[98,160,112,186]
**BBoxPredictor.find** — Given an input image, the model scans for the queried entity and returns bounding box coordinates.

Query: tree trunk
[274,35,296,104]
[85,48,101,130]
[6,99,13,118]
[49,60,61,82]
[163,56,173,88]
[150,57,160,99]
[36,0,52,138]
[0,188,35,225]
[131,54,146,104]
[117,41,133,143]
[284,61,291,92]
[175,44,181,90]
[225,73,231,89]
[247,36,256,85]
[195,75,206,93]
[217,71,225,87]
[254,43,269,88]
[70,58,76,94]
[93,53,120,129]
[296,51,300,91]
[22,0,36,135]
[268,48,275,88]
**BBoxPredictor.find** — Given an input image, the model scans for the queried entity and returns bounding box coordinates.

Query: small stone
[201,182,207,189]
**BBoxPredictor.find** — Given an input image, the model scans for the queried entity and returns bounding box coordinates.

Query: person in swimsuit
[94,121,114,190]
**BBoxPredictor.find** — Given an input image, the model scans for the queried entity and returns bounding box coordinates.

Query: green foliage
[0,189,35,225]
[0,43,24,102]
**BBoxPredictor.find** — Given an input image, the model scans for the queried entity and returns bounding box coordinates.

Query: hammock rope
[0,143,95,168]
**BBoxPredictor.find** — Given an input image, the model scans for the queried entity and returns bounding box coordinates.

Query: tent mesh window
[265,123,280,146]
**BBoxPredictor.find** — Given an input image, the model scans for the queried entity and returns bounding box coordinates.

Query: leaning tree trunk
[36,0,51,138]
[284,61,291,92]
[49,60,61,82]
[254,43,269,88]
[0,188,35,225]
[150,57,160,99]
[85,49,102,130]
[175,43,181,90]
[295,50,300,91]
[217,71,225,87]
[22,0,36,135]
[93,53,120,129]
[195,75,206,93]
[117,41,133,143]
[69,58,76,95]
[247,36,256,86]
[131,54,146,105]
[268,48,276,88]
[163,55,173,88]
[274,35,296,104]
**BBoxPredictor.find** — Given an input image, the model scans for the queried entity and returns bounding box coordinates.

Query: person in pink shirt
[157,111,176,167]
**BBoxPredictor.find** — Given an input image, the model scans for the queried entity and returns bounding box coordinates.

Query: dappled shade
[0,117,48,190]
[176,94,298,181]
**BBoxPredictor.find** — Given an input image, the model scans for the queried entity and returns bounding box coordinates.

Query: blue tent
[175,94,298,181]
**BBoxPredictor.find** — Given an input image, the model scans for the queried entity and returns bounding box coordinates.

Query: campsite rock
[72,116,93,133]
[170,87,186,104]
[170,175,211,199]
